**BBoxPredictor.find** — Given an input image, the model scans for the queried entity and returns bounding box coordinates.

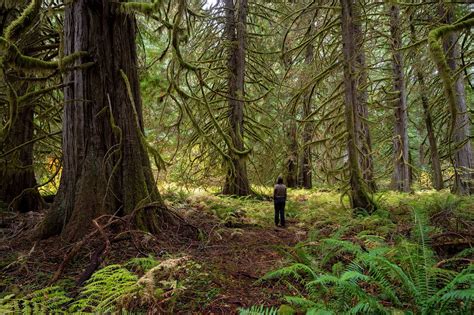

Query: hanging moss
[428,15,474,144]
[119,0,162,16]
[3,0,41,41]
[120,69,167,171]
[0,36,87,71]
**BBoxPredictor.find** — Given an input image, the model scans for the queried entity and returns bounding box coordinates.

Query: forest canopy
[0,0,473,314]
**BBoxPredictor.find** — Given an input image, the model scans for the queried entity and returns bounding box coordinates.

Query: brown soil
[0,204,308,314]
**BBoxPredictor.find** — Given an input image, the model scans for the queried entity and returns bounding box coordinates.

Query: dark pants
[274,197,286,226]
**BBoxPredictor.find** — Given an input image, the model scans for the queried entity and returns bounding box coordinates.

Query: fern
[261,207,474,314]
[238,305,278,315]
[284,296,319,309]
[261,262,317,283]
[0,286,71,314]
[69,264,139,312]
[125,254,160,273]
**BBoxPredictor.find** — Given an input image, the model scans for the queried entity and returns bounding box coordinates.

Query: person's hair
[277,176,283,184]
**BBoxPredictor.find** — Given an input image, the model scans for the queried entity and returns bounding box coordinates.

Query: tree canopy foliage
[0,0,473,313]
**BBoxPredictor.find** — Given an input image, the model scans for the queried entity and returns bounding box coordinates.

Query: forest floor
[1,188,473,313]
[1,190,310,313]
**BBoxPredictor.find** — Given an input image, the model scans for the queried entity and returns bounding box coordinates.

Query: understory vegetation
[1,189,473,313]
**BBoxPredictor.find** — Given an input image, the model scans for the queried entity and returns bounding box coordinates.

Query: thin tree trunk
[299,41,313,189]
[340,0,376,213]
[409,14,443,190]
[0,105,43,212]
[351,0,376,192]
[286,118,298,188]
[39,0,167,241]
[282,42,298,188]
[389,4,410,192]
[438,3,473,195]
[420,77,444,190]
[222,0,251,196]
[0,4,43,212]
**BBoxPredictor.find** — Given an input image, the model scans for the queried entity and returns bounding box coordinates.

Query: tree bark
[38,0,166,241]
[0,104,43,212]
[299,38,313,189]
[222,0,251,196]
[438,3,473,195]
[340,0,376,213]
[350,0,376,192]
[389,4,410,192]
[286,117,298,188]
[409,16,443,190]
[0,3,43,212]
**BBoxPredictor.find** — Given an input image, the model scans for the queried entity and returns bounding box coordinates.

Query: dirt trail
[1,206,308,314]
[180,207,309,312]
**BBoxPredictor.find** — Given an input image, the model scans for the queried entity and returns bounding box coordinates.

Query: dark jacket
[273,184,287,200]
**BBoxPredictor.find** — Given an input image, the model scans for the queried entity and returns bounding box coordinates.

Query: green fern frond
[439,288,474,303]
[69,265,138,312]
[260,263,317,283]
[454,247,474,259]
[349,301,384,315]
[238,304,278,315]
[306,308,334,315]
[284,295,318,309]
[0,287,71,314]
[125,254,159,273]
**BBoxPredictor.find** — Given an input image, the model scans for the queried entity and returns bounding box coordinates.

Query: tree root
[49,204,200,285]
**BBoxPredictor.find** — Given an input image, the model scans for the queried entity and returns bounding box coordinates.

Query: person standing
[273,176,287,227]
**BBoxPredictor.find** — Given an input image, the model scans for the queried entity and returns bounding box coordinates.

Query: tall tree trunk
[300,41,313,189]
[438,3,473,195]
[409,16,443,190]
[389,4,410,192]
[351,0,376,192]
[0,104,43,212]
[222,0,251,196]
[286,117,298,188]
[420,74,444,190]
[340,0,376,213]
[0,3,43,212]
[38,0,167,240]
[282,43,298,188]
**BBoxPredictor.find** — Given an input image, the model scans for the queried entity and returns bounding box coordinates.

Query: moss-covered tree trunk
[438,3,473,195]
[222,0,251,196]
[39,0,166,240]
[389,4,410,192]
[282,44,298,188]
[341,0,376,213]
[286,116,299,188]
[299,41,313,189]
[349,0,376,192]
[409,16,443,191]
[0,104,43,212]
[0,2,43,212]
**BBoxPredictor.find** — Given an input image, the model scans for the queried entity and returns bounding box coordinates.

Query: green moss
[0,36,87,72]
[3,0,41,41]
[428,15,474,145]
[119,1,163,16]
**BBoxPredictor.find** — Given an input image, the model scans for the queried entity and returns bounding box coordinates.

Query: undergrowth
[258,201,474,314]
[0,255,216,313]
[1,189,472,313]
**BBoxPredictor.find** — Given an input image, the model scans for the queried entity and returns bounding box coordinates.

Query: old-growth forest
[0,0,473,313]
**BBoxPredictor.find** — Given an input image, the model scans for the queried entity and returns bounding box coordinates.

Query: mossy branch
[3,0,41,41]
[120,69,167,171]
[119,0,163,16]
[428,15,474,143]
[0,37,87,71]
